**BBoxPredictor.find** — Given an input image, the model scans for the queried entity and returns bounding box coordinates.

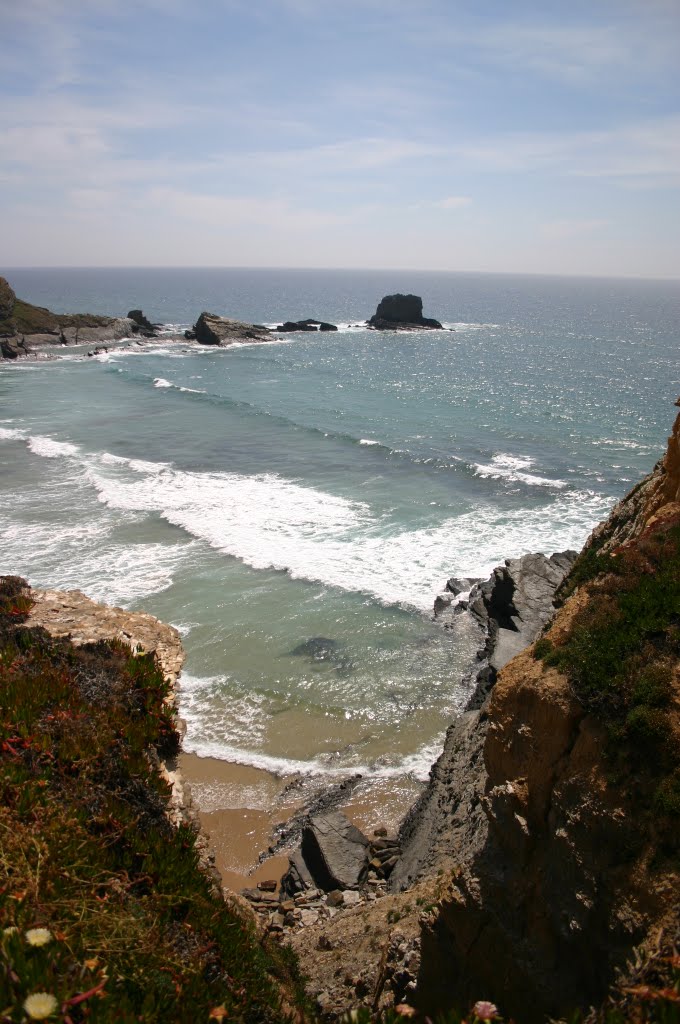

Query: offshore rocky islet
[0,277,447,358]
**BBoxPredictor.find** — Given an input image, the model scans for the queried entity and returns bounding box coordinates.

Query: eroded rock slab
[193,311,271,346]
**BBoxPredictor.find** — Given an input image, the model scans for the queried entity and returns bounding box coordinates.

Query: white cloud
[437,196,472,209]
[540,219,609,240]
[147,187,350,231]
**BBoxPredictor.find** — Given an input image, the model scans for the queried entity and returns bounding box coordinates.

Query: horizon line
[2,265,679,284]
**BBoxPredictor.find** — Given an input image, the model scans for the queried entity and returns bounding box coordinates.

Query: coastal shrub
[0,576,304,1022]
[534,520,680,851]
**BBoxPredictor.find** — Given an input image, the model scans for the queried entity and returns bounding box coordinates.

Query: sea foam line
[8,431,613,611]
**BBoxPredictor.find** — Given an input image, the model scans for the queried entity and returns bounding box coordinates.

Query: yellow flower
[23,992,59,1019]
[2,926,18,938]
[25,928,53,947]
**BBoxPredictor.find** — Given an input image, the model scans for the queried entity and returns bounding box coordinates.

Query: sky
[1,0,679,277]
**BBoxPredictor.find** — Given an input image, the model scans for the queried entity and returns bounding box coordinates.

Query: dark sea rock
[275,319,338,333]
[193,312,271,346]
[446,576,480,596]
[127,309,158,336]
[367,293,444,331]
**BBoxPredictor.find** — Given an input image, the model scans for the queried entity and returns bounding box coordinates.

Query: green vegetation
[535,520,680,850]
[0,576,305,1022]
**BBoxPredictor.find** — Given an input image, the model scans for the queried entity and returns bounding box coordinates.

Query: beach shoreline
[180,751,423,891]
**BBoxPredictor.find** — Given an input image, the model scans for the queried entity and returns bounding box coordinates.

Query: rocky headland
[0,276,147,359]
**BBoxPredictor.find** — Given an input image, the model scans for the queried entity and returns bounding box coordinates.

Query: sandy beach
[180,751,423,892]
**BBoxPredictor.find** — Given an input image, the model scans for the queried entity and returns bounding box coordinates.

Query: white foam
[359,439,380,446]
[85,454,610,610]
[153,377,173,388]
[27,435,80,459]
[0,427,26,440]
[473,453,567,490]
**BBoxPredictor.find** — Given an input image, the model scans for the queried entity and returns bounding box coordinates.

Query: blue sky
[1,0,679,276]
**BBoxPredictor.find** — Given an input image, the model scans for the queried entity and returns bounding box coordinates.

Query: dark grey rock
[275,319,338,333]
[367,294,444,330]
[193,312,271,346]
[393,550,578,890]
[127,309,158,336]
[300,811,370,891]
[446,576,480,595]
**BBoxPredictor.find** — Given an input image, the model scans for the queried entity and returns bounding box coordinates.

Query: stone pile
[241,813,402,938]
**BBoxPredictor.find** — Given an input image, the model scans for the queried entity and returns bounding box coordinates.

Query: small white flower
[23,992,59,1019]
[2,926,18,938]
[25,927,53,947]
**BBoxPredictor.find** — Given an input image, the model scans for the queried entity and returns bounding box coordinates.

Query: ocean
[1,267,678,797]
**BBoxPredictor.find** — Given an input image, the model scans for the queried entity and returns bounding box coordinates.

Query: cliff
[403,405,680,1022]
[0,578,307,1022]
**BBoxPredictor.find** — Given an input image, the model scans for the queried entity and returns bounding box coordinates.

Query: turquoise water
[0,268,678,783]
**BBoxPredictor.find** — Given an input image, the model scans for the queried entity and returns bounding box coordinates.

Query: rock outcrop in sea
[275,318,338,333]
[193,311,271,346]
[0,276,136,359]
[367,293,444,330]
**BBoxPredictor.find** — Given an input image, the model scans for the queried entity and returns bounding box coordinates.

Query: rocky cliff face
[407,406,680,1022]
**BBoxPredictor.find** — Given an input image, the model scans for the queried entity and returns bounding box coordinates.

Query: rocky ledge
[25,587,203,840]
[367,293,445,331]
[0,276,144,359]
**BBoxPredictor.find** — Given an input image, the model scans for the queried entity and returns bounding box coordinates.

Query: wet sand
[180,752,422,892]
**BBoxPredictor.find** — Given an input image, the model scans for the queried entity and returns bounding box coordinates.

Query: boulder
[193,312,271,346]
[301,811,370,890]
[281,811,370,896]
[367,294,444,331]
[0,277,16,320]
[446,576,480,596]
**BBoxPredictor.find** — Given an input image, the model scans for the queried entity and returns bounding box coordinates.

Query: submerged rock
[367,294,444,331]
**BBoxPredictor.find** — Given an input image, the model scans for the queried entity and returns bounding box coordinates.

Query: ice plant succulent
[23,992,59,1019]
[473,1001,499,1020]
